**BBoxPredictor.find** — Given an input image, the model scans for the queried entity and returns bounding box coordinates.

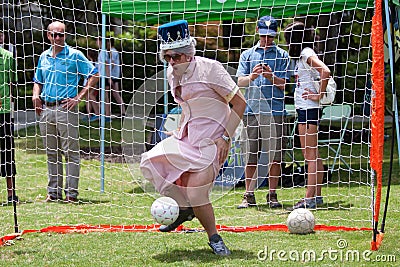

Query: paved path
[12,109,395,131]
[14,109,37,131]
[12,110,122,131]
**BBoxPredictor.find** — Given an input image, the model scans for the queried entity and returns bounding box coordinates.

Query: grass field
[1,122,399,266]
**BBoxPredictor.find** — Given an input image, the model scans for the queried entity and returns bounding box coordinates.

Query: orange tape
[1,224,372,247]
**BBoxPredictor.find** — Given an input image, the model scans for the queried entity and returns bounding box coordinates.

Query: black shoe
[7,195,19,204]
[45,194,62,202]
[208,234,231,256]
[266,192,283,208]
[237,192,256,209]
[64,196,78,203]
[159,207,195,232]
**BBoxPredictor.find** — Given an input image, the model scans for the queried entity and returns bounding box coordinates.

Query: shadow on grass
[0,202,14,207]
[0,199,109,207]
[60,199,110,205]
[14,249,41,255]
[153,248,254,263]
[255,200,348,213]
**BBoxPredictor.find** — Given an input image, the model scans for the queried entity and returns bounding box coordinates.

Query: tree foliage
[2,2,386,114]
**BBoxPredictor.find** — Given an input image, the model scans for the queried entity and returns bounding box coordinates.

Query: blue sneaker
[89,115,100,122]
[81,115,90,122]
[316,196,324,205]
[290,198,316,210]
[208,234,231,256]
[104,117,112,123]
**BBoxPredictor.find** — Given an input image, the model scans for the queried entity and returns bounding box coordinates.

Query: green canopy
[102,0,374,24]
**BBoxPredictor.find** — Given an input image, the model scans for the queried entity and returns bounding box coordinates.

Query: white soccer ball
[150,197,180,225]
[286,208,315,234]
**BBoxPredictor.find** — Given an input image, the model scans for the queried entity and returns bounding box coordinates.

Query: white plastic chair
[318,104,352,173]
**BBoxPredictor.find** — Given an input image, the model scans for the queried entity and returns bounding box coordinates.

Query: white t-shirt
[294,47,321,110]
[110,47,121,79]
[97,50,111,78]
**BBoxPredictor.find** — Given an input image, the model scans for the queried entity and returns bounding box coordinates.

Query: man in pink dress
[140,20,246,256]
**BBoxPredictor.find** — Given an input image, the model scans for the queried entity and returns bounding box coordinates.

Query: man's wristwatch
[221,134,231,143]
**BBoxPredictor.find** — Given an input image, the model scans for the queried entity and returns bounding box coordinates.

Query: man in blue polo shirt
[236,16,290,209]
[32,21,99,203]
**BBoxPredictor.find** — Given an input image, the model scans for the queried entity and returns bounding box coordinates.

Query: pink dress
[140,57,239,194]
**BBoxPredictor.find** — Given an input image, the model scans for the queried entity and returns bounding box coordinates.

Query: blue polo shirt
[33,45,98,103]
[236,42,290,115]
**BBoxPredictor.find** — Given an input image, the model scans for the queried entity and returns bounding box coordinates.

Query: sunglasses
[52,32,65,38]
[164,53,183,62]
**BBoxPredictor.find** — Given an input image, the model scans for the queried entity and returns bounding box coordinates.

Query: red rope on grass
[0,224,372,246]
[215,224,370,232]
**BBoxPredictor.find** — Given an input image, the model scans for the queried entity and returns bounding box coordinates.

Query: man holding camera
[236,16,291,209]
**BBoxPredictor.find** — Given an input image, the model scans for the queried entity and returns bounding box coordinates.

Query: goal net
[0,0,396,250]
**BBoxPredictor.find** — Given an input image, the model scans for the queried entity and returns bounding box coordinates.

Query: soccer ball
[286,208,315,234]
[150,197,180,225]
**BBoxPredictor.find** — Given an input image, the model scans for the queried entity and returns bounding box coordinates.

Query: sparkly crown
[158,20,193,50]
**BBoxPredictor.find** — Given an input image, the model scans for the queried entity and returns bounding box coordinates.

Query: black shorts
[105,80,111,87]
[296,108,322,125]
[0,113,16,177]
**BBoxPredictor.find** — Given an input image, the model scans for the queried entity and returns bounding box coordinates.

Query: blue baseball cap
[257,16,278,36]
